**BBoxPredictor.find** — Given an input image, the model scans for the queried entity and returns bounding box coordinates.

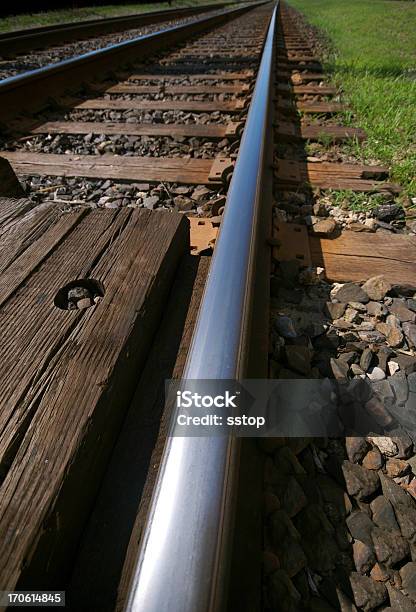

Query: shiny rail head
[125,4,278,612]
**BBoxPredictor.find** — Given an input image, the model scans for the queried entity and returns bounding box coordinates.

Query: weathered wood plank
[275,158,400,193]
[277,84,337,95]
[0,207,123,471]
[69,97,245,112]
[274,121,366,142]
[125,71,253,81]
[0,205,87,297]
[275,97,345,114]
[31,120,241,140]
[0,151,227,185]
[290,72,326,82]
[0,207,190,591]
[0,197,34,228]
[310,232,416,287]
[297,101,345,114]
[99,83,249,94]
[277,54,318,63]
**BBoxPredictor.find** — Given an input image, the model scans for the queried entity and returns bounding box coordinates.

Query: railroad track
[0,3,272,611]
[0,2,415,611]
[0,2,233,81]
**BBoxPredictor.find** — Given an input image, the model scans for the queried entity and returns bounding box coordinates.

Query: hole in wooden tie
[54,279,105,311]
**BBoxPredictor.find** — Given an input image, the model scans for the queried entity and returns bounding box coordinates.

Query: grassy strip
[287,0,416,198]
[0,0,227,34]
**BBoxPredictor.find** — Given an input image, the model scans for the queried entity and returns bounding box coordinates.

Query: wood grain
[310,232,416,287]
[69,97,245,112]
[0,151,222,185]
[31,120,233,140]
[0,206,189,591]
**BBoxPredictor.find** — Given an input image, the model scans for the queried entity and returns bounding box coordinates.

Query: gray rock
[143,195,159,210]
[367,366,386,381]
[68,286,91,301]
[358,330,386,343]
[408,373,416,393]
[347,511,375,547]
[274,315,297,338]
[330,357,350,379]
[346,437,369,463]
[386,584,415,612]
[325,301,347,320]
[353,540,376,574]
[337,589,358,612]
[267,570,301,612]
[280,476,308,518]
[363,448,384,470]
[362,276,391,301]
[394,355,416,375]
[367,301,388,317]
[400,562,416,600]
[371,527,409,566]
[332,283,369,304]
[389,298,416,323]
[402,322,416,348]
[349,573,387,611]
[339,351,359,365]
[351,364,365,377]
[380,472,414,509]
[312,217,337,234]
[394,502,416,541]
[390,372,410,404]
[360,348,374,372]
[388,453,410,475]
[368,436,398,456]
[373,203,403,222]
[387,325,404,348]
[376,347,393,372]
[192,186,212,202]
[295,504,339,573]
[370,496,399,531]
[342,461,380,500]
[372,379,395,405]
[365,395,394,427]
[173,195,193,211]
[285,345,312,376]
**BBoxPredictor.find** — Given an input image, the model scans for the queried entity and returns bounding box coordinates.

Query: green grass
[287,0,416,197]
[0,0,227,34]
[327,190,388,213]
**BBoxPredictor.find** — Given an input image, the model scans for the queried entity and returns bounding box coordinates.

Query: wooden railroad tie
[123,71,254,81]
[274,97,346,115]
[274,158,401,193]
[0,204,191,591]
[276,83,338,96]
[274,121,366,143]
[0,151,235,186]
[91,83,250,95]
[29,120,244,140]
[64,97,246,113]
[273,222,416,288]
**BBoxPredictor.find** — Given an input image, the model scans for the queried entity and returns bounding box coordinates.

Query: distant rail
[0,3,257,121]
[0,3,232,57]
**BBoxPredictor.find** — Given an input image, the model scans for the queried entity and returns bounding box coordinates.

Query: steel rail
[125,4,277,611]
[0,3,232,57]
[0,3,261,123]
